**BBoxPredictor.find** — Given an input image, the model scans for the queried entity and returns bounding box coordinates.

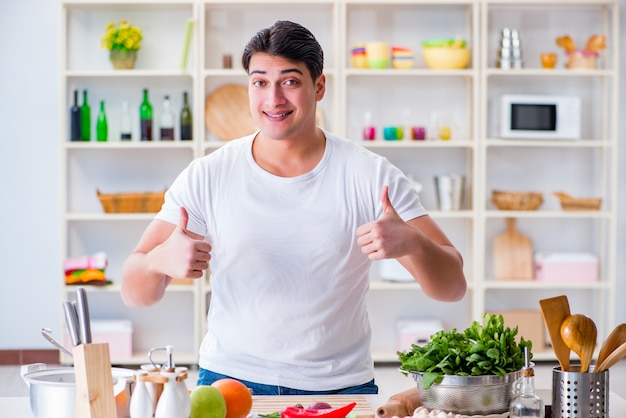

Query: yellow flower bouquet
[100,20,143,69]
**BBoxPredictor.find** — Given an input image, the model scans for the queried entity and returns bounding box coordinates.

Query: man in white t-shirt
[121,20,466,395]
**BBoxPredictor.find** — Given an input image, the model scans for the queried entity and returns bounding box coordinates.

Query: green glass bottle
[96,101,108,142]
[80,90,91,141]
[180,91,192,140]
[140,88,153,141]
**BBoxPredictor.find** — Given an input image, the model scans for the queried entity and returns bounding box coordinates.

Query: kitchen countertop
[3,391,626,418]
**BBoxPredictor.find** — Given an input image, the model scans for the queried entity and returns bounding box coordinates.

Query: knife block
[73,343,117,418]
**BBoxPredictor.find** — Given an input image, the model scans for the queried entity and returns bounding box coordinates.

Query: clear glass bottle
[70,89,81,141]
[96,100,108,142]
[180,91,192,141]
[509,347,544,418]
[140,88,153,141]
[120,101,132,141]
[80,89,91,141]
[159,95,175,140]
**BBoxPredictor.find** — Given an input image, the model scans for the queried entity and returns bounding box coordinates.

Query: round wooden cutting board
[205,84,258,141]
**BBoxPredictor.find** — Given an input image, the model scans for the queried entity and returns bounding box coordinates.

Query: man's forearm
[121,252,171,307]
[399,238,466,302]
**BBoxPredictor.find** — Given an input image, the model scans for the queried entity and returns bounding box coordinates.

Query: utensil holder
[73,343,117,418]
[552,366,609,418]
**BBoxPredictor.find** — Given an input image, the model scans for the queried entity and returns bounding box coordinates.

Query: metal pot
[20,363,135,418]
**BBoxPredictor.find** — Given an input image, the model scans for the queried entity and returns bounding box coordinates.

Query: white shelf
[360,140,475,149]
[484,210,611,219]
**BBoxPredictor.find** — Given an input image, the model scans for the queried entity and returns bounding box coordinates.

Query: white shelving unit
[59,0,618,365]
[477,0,619,363]
[59,0,202,365]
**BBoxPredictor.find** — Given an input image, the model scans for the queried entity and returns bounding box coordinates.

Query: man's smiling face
[247,52,325,142]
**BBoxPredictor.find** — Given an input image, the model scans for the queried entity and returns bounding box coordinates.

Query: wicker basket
[554,191,602,211]
[492,190,543,211]
[97,189,166,213]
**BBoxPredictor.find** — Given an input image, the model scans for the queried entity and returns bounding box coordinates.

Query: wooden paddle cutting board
[252,395,374,418]
[205,84,258,141]
[493,217,533,280]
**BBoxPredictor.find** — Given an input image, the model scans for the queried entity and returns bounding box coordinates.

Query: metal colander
[410,371,520,415]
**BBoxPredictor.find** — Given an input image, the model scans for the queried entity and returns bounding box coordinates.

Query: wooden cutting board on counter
[252,395,374,418]
[493,217,533,280]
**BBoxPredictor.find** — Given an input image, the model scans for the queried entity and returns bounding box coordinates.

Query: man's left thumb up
[380,185,397,215]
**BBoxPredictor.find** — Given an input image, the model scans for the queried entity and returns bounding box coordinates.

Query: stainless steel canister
[434,174,465,211]
[497,27,523,69]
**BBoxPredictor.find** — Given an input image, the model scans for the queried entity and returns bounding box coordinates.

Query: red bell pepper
[281,402,357,418]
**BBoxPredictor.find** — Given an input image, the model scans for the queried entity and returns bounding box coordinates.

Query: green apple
[190,385,227,418]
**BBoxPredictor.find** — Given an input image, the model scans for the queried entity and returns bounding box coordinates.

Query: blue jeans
[197,368,379,395]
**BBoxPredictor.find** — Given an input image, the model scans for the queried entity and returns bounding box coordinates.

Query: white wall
[0,0,60,348]
[0,0,624,350]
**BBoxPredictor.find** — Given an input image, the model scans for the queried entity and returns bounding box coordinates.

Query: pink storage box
[65,319,133,360]
[534,253,598,282]
[396,319,443,351]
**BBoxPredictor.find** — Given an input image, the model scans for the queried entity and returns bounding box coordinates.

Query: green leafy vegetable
[260,413,281,418]
[398,313,532,389]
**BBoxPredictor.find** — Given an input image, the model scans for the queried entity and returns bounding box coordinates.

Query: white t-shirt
[156,130,427,390]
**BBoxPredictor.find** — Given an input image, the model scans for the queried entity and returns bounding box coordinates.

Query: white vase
[175,367,191,418]
[140,364,159,412]
[130,370,154,418]
[155,369,183,418]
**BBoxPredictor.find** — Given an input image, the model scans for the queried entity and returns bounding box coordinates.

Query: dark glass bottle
[180,91,192,140]
[80,90,91,141]
[96,101,108,142]
[159,95,175,140]
[140,88,153,141]
[70,90,81,141]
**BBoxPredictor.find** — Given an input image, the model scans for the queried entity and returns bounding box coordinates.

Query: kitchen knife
[63,301,81,346]
[75,287,92,344]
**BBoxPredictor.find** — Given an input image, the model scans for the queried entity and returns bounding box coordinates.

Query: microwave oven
[500,94,581,140]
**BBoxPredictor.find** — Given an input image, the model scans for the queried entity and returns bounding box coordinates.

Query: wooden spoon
[595,323,626,369]
[539,295,571,371]
[595,342,626,372]
[560,314,597,373]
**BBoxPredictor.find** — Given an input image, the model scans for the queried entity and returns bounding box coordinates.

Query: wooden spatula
[493,217,533,280]
[596,323,626,369]
[539,295,571,371]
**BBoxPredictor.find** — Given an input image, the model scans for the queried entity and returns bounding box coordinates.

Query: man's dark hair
[241,20,324,82]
